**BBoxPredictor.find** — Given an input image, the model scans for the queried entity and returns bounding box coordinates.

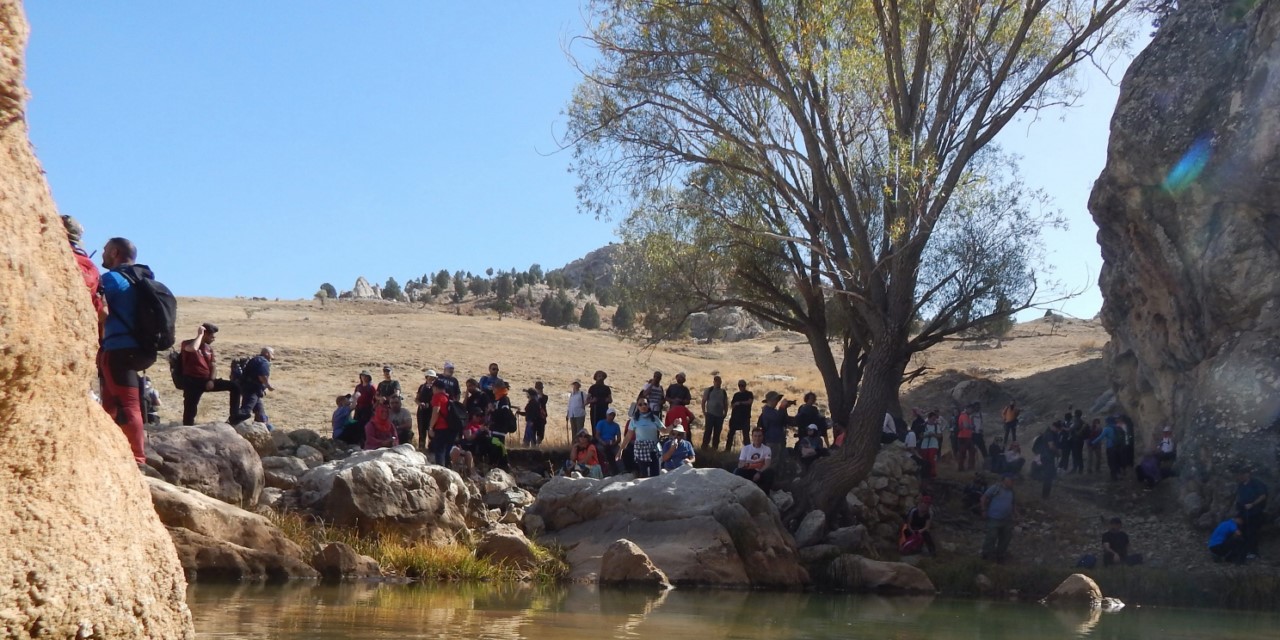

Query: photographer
[758,391,793,466]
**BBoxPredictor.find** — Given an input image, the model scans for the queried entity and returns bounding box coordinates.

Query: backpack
[166,350,184,390]
[229,357,250,384]
[115,265,177,352]
[445,399,467,434]
[898,523,924,555]
[491,401,517,434]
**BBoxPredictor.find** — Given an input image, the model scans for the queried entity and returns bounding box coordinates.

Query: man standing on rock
[701,375,729,450]
[179,322,240,425]
[586,370,612,435]
[758,391,792,467]
[726,379,754,451]
[981,473,1017,563]
[666,372,691,409]
[97,237,156,465]
[1235,467,1268,560]
[237,347,275,429]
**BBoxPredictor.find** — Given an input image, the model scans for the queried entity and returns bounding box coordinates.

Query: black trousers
[182,377,240,425]
[702,414,725,449]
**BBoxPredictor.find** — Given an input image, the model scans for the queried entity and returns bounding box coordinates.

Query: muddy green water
[189,583,1279,639]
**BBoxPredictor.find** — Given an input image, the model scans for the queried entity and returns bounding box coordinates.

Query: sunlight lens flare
[1162,134,1213,195]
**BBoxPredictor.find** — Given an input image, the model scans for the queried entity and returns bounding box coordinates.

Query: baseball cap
[606,407,617,415]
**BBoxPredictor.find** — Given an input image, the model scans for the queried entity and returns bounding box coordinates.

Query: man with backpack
[426,379,462,466]
[98,237,171,466]
[178,322,240,425]
[236,347,275,429]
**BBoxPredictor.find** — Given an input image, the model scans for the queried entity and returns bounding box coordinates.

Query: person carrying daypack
[235,347,275,428]
[97,237,171,466]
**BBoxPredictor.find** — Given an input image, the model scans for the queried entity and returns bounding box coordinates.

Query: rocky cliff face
[1090,0,1280,515]
[0,1,194,636]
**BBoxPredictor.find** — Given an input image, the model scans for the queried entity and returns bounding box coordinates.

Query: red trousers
[99,349,150,464]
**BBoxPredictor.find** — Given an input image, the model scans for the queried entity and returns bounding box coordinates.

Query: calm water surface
[190,583,1279,639]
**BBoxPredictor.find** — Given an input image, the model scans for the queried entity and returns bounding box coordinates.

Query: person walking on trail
[97,237,158,466]
[179,322,240,425]
[1002,400,1021,443]
[236,347,275,429]
[725,379,755,451]
[566,380,588,440]
[981,473,1018,563]
[586,370,613,435]
[701,375,729,450]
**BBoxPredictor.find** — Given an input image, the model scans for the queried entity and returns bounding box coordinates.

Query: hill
[161,296,1110,443]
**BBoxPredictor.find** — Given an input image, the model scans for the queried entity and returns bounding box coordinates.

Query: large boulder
[826,554,935,593]
[1089,0,1280,502]
[474,524,539,569]
[599,539,671,588]
[147,422,265,507]
[297,444,472,544]
[147,478,317,581]
[351,276,378,299]
[529,466,807,587]
[1042,573,1103,607]
[233,420,277,457]
[0,2,193,634]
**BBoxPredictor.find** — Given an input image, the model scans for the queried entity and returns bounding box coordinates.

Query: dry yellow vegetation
[160,297,1110,447]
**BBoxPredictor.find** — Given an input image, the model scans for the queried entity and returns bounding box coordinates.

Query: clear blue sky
[24,2,1138,319]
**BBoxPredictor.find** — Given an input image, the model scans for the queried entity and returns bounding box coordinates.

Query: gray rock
[351,276,378,299]
[232,420,277,457]
[1089,0,1280,498]
[296,444,472,544]
[483,487,535,510]
[264,470,298,491]
[793,510,827,548]
[826,555,935,593]
[522,513,546,538]
[530,467,807,587]
[599,539,671,588]
[311,542,381,581]
[295,444,325,469]
[261,456,310,476]
[475,524,539,569]
[770,490,795,513]
[798,544,842,564]
[258,487,284,510]
[289,429,321,448]
[1042,573,1103,608]
[825,525,868,553]
[147,423,264,507]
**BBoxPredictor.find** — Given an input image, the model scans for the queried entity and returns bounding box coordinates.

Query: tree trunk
[797,343,907,514]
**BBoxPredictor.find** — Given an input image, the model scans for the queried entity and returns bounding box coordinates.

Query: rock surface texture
[1090,0,1280,513]
[297,445,473,543]
[845,442,923,542]
[530,467,808,587]
[147,422,265,507]
[825,555,936,593]
[599,539,671,588]
[0,2,194,635]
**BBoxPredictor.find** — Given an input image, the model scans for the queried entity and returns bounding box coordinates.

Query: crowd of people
[67,222,1269,569]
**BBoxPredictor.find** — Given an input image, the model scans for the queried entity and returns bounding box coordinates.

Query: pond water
[190,583,1280,639]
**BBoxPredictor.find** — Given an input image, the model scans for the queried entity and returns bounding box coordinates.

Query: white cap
[672,424,686,433]
[807,424,819,432]
[425,369,438,378]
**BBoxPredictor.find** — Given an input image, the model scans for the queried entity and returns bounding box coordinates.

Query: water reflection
[190,583,1280,640]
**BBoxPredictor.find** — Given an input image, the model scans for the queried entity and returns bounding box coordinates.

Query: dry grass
[163,297,1110,449]
[270,512,569,583]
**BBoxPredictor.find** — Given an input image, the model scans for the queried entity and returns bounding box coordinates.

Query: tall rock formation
[0,1,194,636]
[1090,0,1280,514]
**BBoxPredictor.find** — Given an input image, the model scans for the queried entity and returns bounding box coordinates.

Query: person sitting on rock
[660,423,696,471]
[1002,441,1026,475]
[449,440,476,478]
[734,427,774,491]
[903,495,937,556]
[1101,517,1130,567]
[1155,425,1177,474]
[1208,515,1246,564]
[566,430,603,478]
[796,423,828,464]
[1135,449,1164,488]
[364,401,398,450]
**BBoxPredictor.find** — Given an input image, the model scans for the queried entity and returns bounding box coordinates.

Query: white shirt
[738,443,772,469]
[971,411,983,434]
[1158,436,1175,454]
[566,390,586,418]
[882,412,897,435]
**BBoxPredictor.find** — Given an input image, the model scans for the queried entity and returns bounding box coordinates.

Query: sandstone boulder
[147,422,264,507]
[351,276,377,299]
[0,11,195,628]
[289,429,321,448]
[475,524,539,569]
[295,444,325,468]
[600,539,671,588]
[530,466,807,587]
[1042,573,1103,607]
[147,478,316,582]
[793,510,827,548]
[826,554,935,593]
[297,444,472,544]
[1090,0,1280,496]
[311,542,381,581]
[233,420,277,457]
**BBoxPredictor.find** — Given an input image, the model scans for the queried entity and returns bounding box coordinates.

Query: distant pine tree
[579,303,601,329]
[612,302,635,331]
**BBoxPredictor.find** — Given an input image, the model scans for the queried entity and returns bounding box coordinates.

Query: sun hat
[424,369,438,378]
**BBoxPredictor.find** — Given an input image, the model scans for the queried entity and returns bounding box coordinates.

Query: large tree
[567,0,1131,511]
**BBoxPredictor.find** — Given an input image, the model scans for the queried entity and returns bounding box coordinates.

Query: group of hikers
[65,220,1267,569]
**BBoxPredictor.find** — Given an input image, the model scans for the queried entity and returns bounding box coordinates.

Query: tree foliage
[579,302,602,329]
[540,289,578,326]
[382,277,403,302]
[319,282,338,299]
[612,302,635,331]
[567,0,1132,511]
[494,273,514,303]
